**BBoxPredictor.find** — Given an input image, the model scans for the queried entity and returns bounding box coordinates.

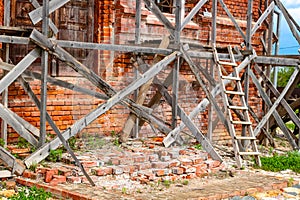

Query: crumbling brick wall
[1,0,266,145]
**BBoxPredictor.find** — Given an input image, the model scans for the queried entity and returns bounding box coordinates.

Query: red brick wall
[2,0,266,145]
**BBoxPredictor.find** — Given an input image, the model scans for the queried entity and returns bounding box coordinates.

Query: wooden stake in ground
[120,35,170,143]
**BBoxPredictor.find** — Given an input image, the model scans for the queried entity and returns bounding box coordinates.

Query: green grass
[259,151,300,173]
[9,186,52,200]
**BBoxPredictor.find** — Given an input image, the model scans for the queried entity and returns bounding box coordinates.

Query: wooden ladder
[213,46,261,168]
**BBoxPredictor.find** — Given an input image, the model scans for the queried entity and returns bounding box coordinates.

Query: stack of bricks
[21,144,224,188]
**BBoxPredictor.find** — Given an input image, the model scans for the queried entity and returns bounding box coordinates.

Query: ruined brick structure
[0,0,266,144]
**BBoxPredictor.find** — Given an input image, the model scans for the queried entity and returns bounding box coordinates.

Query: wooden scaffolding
[0,0,299,185]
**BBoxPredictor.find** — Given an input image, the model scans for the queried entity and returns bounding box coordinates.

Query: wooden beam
[251,2,275,37]
[30,29,172,135]
[143,0,175,37]
[121,36,170,142]
[0,60,109,100]
[275,0,300,44]
[218,0,246,41]
[0,48,40,94]
[246,0,253,49]
[29,0,59,34]
[249,70,297,148]
[254,56,300,66]
[163,51,257,142]
[0,103,39,147]
[180,0,208,31]
[254,65,300,133]
[0,146,25,176]
[29,0,69,25]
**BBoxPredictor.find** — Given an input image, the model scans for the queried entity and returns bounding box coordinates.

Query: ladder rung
[235,136,256,140]
[221,76,241,81]
[218,61,238,66]
[228,105,248,110]
[225,91,244,95]
[231,121,252,125]
[239,152,261,156]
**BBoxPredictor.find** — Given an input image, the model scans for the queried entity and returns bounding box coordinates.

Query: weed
[121,187,127,194]
[0,138,5,147]
[194,144,202,150]
[288,177,294,187]
[29,162,38,172]
[182,180,189,185]
[136,188,142,193]
[17,137,29,148]
[68,137,77,150]
[162,180,173,188]
[46,149,63,162]
[258,151,300,173]
[9,186,52,200]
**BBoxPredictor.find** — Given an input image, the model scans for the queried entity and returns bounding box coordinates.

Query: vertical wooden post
[39,0,49,147]
[134,0,142,138]
[208,0,217,141]
[172,0,182,128]
[273,11,281,88]
[1,0,11,147]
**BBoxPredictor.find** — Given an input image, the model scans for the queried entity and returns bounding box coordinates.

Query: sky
[277,0,300,55]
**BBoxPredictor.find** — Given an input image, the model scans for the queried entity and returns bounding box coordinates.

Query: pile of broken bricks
[19,142,225,188]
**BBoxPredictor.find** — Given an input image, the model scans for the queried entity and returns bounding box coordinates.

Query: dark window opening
[154,0,174,14]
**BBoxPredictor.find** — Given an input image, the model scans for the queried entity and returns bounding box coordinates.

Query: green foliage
[29,162,38,172]
[0,138,5,147]
[121,187,127,194]
[182,180,189,185]
[46,149,63,162]
[17,137,30,148]
[9,186,52,200]
[272,67,300,88]
[259,151,300,173]
[68,137,77,150]
[194,144,202,150]
[162,180,173,188]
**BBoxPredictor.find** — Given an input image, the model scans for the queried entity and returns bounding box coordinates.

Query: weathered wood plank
[251,2,275,37]
[249,69,299,149]
[29,0,70,25]
[0,147,25,176]
[121,36,170,142]
[254,65,300,133]
[0,48,40,94]
[0,60,108,100]
[275,0,300,44]
[254,56,300,66]
[180,0,208,31]
[30,29,171,135]
[163,51,257,142]
[0,103,39,147]
[219,0,246,40]
[29,0,59,34]
[143,0,175,37]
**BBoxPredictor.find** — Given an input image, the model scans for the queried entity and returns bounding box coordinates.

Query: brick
[180,159,193,166]
[160,156,171,162]
[135,163,152,171]
[52,175,66,183]
[67,176,82,184]
[172,167,184,175]
[112,166,124,175]
[92,167,113,176]
[148,154,159,162]
[5,181,16,189]
[153,169,168,177]
[169,160,180,168]
[58,167,72,177]
[133,156,146,163]
[22,170,32,178]
[152,162,169,169]
[45,170,55,183]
